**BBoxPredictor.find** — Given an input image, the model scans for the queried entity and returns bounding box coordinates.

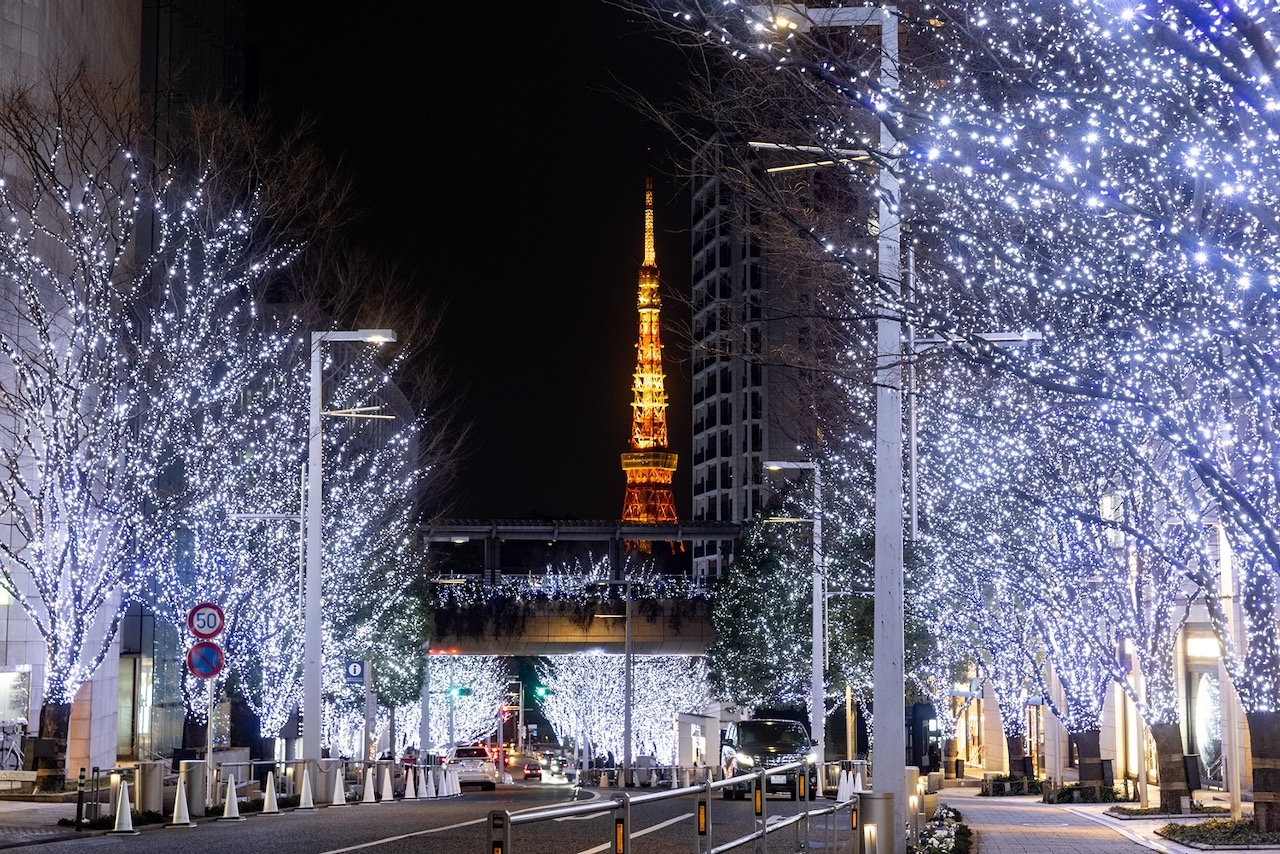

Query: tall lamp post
[753,3,903,847]
[764,460,824,789]
[304,328,396,764]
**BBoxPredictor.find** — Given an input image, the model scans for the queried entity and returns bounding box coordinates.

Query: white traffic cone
[260,771,280,815]
[109,780,139,835]
[441,768,454,797]
[424,767,437,798]
[361,766,378,804]
[329,764,348,806]
[836,770,851,802]
[167,774,195,828]
[404,766,417,800]
[219,774,246,821]
[297,766,317,810]
[854,770,864,792]
[449,768,462,797]
[380,763,395,802]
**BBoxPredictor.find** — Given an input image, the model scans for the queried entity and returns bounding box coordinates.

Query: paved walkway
[941,788,1280,854]
[0,799,79,849]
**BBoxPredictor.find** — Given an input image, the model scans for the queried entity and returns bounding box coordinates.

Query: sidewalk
[0,799,80,849]
[941,787,1280,854]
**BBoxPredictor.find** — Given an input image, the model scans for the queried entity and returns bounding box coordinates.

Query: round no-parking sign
[187,641,225,680]
[187,602,225,639]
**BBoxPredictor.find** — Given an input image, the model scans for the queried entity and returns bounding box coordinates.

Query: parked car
[446,745,500,790]
[720,719,817,800]
[523,761,542,780]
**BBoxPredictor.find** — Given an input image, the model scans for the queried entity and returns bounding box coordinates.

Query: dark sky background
[249,3,694,521]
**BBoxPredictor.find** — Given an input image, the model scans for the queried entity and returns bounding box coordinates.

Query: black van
[719,719,817,799]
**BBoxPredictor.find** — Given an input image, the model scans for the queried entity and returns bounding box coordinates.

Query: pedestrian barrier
[490,758,861,854]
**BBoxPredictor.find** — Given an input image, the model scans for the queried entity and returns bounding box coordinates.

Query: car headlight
[735,752,755,767]
[806,752,818,764]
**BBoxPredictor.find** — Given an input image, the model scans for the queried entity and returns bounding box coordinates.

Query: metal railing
[490,758,861,854]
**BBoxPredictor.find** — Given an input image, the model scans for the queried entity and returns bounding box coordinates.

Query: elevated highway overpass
[423,520,739,656]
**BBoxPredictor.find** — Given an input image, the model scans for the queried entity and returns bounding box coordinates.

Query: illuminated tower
[621,178,679,546]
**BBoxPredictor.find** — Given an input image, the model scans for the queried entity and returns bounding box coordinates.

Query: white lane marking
[571,813,694,854]
[317,816,485,853]
[316,795,602,852]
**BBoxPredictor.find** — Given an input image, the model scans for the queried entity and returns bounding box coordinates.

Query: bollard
[179,760,207,817]
[905,767,921,842]
[859,791,894,854]
[136,760,165,814]
[75,768,85,831]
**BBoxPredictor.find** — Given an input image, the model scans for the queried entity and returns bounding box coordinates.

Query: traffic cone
[424,767,437,798]
[380,763,394,802]
[167,774,195,827]
[296,766,317,810]
[261,771,281,815]
[449,768,462,796]
[219,774,246,821]
[109,780,139,835]
[837,770,851,802]
[361,766,378,804]
[854,769,864,792]
[404,766,417,800]
[330,764,348,806]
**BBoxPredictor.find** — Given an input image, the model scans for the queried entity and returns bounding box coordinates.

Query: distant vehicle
[523,761,542,780]
[720,719,817,800]
[446,745,500,790]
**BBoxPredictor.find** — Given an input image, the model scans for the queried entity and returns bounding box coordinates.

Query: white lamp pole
[764,460,824,789]
[304,328,396,763]
[753,3,902,847]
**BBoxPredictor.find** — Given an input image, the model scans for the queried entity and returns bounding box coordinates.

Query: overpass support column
[484,537,501,586]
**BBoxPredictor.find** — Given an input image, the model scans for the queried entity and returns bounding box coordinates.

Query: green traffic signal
[534,686,552,698]
[449,686,473,697]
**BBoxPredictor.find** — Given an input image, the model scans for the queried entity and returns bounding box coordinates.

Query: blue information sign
[187,641,224,679]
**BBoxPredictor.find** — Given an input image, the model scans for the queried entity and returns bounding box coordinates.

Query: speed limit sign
[187,602,225,640]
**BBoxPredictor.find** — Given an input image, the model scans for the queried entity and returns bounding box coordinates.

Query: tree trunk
[33,702,72,793]
[182,712,207,751]
[1075,728,1105,793]
[1149,722,1189,814]
[943,737,958,779]
[229,696,260,758]
[1247,710,1280,832]
[1005,733,1026,778]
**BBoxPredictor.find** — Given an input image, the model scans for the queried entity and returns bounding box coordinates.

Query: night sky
[249,3,694,521]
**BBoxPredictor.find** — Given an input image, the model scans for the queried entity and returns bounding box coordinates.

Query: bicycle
[0,720,26,772]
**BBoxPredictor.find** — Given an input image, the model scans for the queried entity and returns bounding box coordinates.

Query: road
[4,778,847,854]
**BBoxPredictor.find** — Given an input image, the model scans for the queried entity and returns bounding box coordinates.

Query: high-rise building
[688,138,844,579]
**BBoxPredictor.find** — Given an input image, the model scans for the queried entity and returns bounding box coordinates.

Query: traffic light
[449,686,473,698]
[534,685,553,698]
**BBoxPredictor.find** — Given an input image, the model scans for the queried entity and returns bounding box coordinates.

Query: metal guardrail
[489,758,861,854]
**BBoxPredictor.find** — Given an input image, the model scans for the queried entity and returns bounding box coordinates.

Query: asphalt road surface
[3,780,851,854]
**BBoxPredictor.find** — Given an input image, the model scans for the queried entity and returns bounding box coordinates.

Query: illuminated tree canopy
[632,0,1280,826]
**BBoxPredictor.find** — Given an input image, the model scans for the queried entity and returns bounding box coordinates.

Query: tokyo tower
[620,178,679,549]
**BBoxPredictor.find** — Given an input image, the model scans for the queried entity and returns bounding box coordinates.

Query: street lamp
[763,459,824,791]
[751,3,904,847]
[304,328,396,764]
[592,580,634,786]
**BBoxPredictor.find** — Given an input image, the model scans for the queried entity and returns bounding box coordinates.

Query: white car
[446,746,499,790]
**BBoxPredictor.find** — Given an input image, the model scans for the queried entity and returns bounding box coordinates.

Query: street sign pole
[207,677,215,808]
[363,661,374,763]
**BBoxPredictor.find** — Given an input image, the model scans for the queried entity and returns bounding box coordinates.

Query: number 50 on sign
[188,602,225,639]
